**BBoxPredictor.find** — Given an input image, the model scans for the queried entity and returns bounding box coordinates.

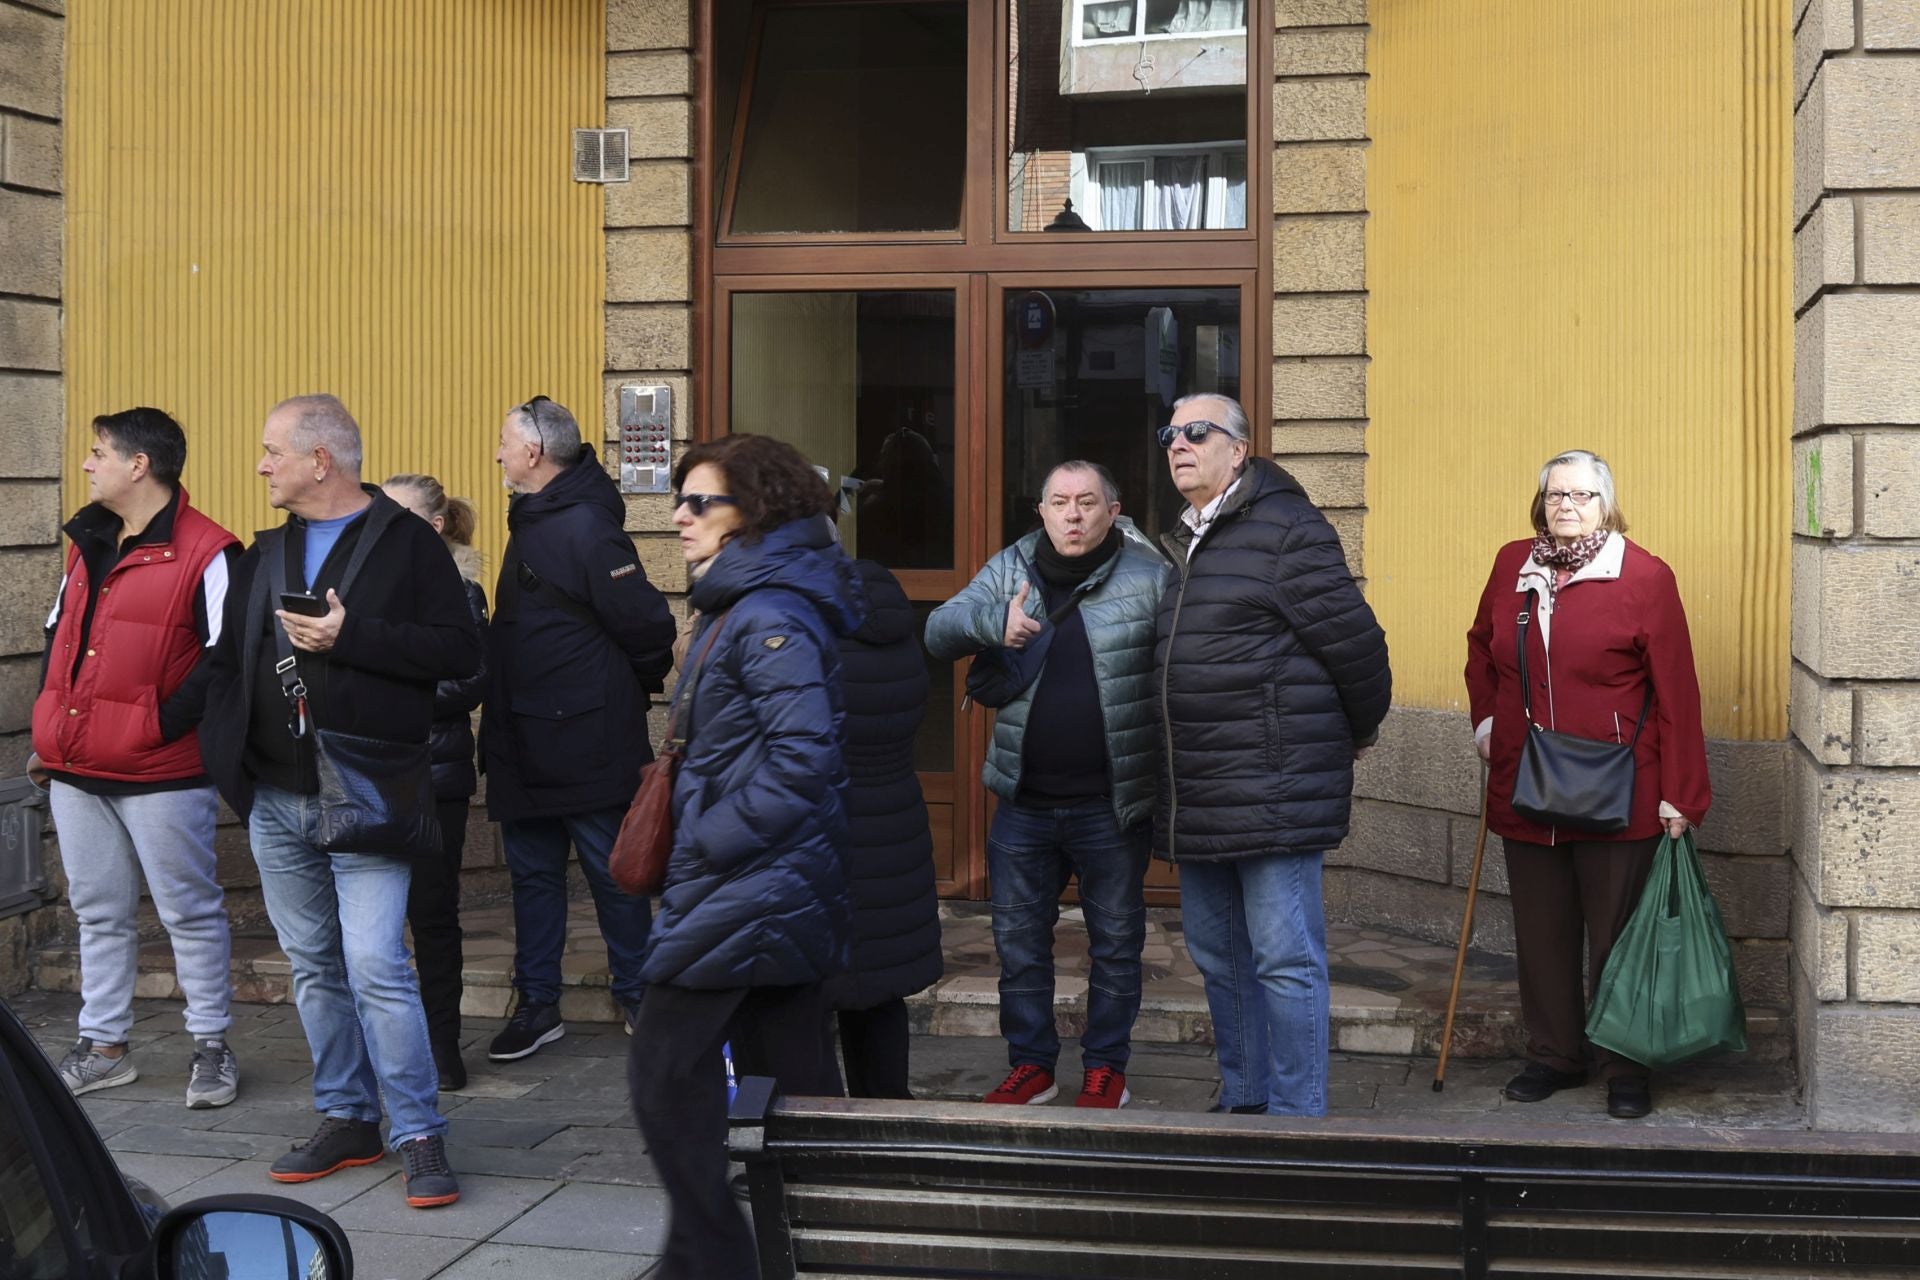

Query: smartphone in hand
[279,592,330,617]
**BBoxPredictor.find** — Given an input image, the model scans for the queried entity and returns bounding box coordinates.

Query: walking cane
[1433,786,1491,1092]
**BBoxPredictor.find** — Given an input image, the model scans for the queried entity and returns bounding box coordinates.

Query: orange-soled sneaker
[399,1134,460,1208]
[1074,1066,1130,1109]
[983,1064,1058,1105]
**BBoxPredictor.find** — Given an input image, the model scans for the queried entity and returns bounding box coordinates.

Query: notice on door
[1015,348,1055,389]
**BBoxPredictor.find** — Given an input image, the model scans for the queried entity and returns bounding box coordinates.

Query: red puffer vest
[32,491,239,783]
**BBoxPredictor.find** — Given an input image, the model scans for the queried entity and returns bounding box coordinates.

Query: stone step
[27,902,1790,1064]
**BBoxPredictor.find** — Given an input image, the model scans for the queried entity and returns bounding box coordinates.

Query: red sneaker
[984,1064,1058,1105]
[1074,1066,1130,1109]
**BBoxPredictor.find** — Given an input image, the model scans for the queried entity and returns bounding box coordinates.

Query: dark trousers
[406,798,469,1057]
[1504,834,1660,1082]
[629,982,842,1280]
[832,998,912,1100]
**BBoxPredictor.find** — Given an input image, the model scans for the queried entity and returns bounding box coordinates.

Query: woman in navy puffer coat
[629,434,864,1280]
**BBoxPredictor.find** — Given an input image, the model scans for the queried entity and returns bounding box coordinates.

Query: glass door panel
[720,282,974,893]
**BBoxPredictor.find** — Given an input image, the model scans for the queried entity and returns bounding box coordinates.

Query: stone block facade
[0,0,63,996]
[1790,0,1920,1131]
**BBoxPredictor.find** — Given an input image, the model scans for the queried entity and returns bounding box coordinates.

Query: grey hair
[1042,459,1120,506]
[509,397,583,467]
[1171,392,1250,442]
[273,394,363,474]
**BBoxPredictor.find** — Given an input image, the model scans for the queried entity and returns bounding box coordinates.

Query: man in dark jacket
[1154,394,1391,1118]
[481,396,675,1061]
[202,394,482,1208]
[927,462,1165,1110]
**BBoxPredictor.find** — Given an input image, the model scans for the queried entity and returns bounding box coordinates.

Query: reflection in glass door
[722,285,969,893]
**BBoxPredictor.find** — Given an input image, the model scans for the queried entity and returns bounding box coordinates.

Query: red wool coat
[1465,536,1712,845]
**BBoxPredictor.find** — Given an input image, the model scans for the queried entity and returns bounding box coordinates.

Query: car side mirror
[149,1193,353,1280]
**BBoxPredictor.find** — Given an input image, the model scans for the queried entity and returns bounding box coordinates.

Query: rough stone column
[1790,0,1920,1131]
[606,0,695,625]
[1270,0,1368,578]
[0,0,65,995]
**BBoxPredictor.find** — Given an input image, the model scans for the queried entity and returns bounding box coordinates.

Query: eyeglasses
[519,395,554,459]
[673,492,740,517]
[1156,421,1237,449]
[1543,490,1598,507]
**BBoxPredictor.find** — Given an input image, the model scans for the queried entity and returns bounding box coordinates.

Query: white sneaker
[58,1039,138,1096]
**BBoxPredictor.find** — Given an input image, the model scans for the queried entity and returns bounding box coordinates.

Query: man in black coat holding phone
[481,396,676,1062]
[202,394,482,1209]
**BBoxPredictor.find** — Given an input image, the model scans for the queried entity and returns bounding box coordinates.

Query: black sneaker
[399,1134,460,1208]
[1207,1101,1269,1115]
[487,1000,564,1062]
[434,1049,467,1093]
[1502,1062,1589,1103]
[1606,1077,1652,1119]
[269,1116,385,1183]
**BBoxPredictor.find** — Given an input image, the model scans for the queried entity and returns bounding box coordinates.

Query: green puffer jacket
[924,520,1168,828]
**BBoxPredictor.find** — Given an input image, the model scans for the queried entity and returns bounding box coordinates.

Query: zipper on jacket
[1159,556,1191,864]
[1541,590,1558,848]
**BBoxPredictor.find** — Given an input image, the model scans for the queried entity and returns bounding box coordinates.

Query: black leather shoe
[1502,1062,1588,1102]
[1606,1077,1652,1119]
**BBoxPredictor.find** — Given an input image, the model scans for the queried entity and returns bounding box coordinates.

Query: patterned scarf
[1531,529,1610,603]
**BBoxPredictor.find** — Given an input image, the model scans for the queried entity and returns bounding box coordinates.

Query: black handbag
[961,569,1084,711]
[1509,607,1651,834]
[266,512,441,859]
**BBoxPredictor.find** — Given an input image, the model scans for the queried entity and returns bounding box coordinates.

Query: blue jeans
[987,799,1149,1073]
[502,807,651,1008]
[249,786,446,1148]
[1178,852,1329,1116]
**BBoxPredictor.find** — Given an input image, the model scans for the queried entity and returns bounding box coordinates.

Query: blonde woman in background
[383,473,489,1092]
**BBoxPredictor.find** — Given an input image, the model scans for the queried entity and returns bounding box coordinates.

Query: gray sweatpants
[51,781,233,1044]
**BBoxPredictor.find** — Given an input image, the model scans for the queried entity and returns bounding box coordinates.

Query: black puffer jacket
[823,560,942,1012]
[431,554,488,801]
[481,448,676,822]
[1154,458,1391,862]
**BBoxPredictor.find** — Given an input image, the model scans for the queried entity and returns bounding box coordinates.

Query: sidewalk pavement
[7,986,1802,1280]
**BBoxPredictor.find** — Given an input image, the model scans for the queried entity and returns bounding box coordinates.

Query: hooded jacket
[823,558,943,1011]
[923,518,1166,828]
[481,447,676,822]
[1154,458,1392,862]
[642,517,867,990]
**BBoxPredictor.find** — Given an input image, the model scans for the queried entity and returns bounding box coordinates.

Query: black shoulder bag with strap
[1509,607,1652,834]
[962,573,1086,711]
[267,512,441,859]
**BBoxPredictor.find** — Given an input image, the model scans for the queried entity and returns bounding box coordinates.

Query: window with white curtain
[1074,0,1246,43]
[1080,144,1247,230]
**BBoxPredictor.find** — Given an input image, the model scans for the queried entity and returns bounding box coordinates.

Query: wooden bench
[727,1078,1920,1279]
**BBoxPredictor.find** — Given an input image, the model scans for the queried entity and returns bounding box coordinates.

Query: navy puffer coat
[1154,458,1391,863]
[642,517,867,990]
[823,560,943,1012]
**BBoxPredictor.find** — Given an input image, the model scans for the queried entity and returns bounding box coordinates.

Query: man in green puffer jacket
[925,461,1167,1111]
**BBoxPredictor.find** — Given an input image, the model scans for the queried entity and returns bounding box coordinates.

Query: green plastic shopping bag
[1585,832,1747,1068]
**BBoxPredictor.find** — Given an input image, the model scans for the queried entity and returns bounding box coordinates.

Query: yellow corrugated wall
[1364,0,1790,740]
[65,0,605,576]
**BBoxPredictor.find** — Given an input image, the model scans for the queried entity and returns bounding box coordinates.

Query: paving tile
[210,1106,341,1139]
[432,1242,653,1280]
[492,1181,670,1255]
[108,1124,287,1161]
[332,1229,475,1280]
[443,1142,588,1182]
[446,1117,569,1149]
[330,1173,560,1241]
[108,1152,241,1198]
[169,1156,400,1212]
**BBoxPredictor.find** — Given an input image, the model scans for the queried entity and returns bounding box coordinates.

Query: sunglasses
[1156,421,1238,449]
[673,492,740,517]
[519,395,554,458]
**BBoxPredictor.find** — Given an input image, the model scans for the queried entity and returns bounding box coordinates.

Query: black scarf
[1033,523,1123,594]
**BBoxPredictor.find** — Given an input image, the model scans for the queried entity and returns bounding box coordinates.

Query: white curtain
[1099,162,1145,230]
[1221,150,1247,229]
[1164,0,1245,31]
[1155,155,1206,230]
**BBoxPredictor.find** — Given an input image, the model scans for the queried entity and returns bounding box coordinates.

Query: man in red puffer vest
[29,407,242,1109]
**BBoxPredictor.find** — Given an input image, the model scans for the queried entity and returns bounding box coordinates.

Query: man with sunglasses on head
[926,461,1166,1109]
[1154,393,1391,1119]
[482,395,676,1062]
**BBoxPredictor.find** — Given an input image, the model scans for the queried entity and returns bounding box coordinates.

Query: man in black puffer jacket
[481,396,676,1062]
[1154,393,1391,1119]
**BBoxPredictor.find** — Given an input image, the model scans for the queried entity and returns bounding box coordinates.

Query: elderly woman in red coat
[1465,449,1711,1120]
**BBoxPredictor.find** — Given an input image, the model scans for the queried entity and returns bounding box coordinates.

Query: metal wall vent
[573,128,630,184]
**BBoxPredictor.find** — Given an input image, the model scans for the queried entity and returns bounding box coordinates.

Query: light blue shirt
[302,511,362,590]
